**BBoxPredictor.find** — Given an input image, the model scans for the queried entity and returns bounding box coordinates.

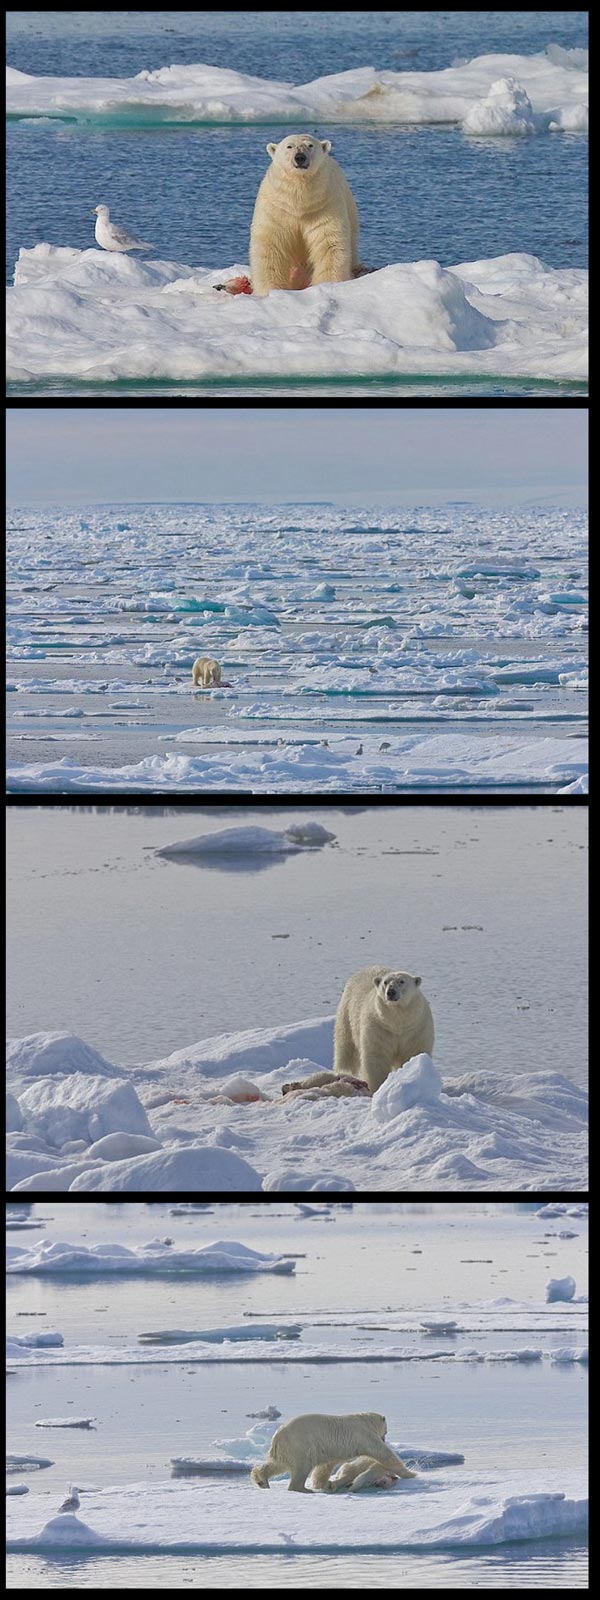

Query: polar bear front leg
[306,221,352,285]
[250,234,294,296]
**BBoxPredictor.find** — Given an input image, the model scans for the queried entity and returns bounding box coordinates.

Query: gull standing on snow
[58,1485,80,1513]
[93,205,153,253]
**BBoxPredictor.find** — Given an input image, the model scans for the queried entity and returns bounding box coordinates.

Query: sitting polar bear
[192,656,222,688]
[250,1411,416,1492]
[249,134,360,297]
[326,1455,403,1492]
[282,966,434,1097]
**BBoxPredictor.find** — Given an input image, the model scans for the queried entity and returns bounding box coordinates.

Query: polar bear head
[358,1412,387,1438]
[374,971,422,1008]
[266,134,332,175]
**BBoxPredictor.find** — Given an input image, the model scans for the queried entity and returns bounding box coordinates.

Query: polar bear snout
[294,149,309,168]
[375,972,420,1004]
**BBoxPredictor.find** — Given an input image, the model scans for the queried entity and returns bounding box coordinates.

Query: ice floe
[157,822,336,860]
[7,247,588,385]
[5,1469,588,1553]
[6,1238,296,1275]
[546,1276,576,1303]
[5,50,588,132]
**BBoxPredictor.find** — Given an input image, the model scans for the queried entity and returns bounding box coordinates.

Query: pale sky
[6,407,588,506]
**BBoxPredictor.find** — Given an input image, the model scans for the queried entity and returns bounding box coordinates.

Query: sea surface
[6,11,588,396]
[5,803,588,1079]
[5,502,589,794]
[6,1201,589,1589]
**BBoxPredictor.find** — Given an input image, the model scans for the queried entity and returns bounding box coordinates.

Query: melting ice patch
[5,1471,588,1553]
[6,1238,296,1275]
[5,50,588,131]
[7,248,588,385]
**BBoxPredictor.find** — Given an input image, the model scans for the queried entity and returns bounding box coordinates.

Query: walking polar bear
[192,656,221,688]
[250,1411,416,1492]
[282,966,435,1097]
[249,134,360,297]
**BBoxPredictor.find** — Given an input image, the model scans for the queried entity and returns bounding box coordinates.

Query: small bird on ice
[58,1485,80,1513]
[93,205,153,253]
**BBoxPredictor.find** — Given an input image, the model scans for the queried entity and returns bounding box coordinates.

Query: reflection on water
[6,1540,589,1589]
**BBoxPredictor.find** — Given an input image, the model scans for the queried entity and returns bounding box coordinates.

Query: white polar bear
[249,134,360,297]
[334,966,435,1094]
[250,1411,416,1493]
[192,656,222,688]
[326,1455,403,1491]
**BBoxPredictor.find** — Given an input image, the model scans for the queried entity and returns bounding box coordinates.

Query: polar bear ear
[320,139,332,155]
[373,975,383,989]
[414,976,422,986]
[266,142,277,158]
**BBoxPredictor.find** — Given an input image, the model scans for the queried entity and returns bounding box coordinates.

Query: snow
[85,1132,162,1160]
[546,1276,576,1302]
[5,1470,588,1553]
[157,823,336,859]
[6,1031,123,1082]
[6,1238,296,1275]
[5,50,588,132]
[7,247,587,385]
[6,1019,588,1191]
[6,1093,23,1132]
[16,1072,152,1147]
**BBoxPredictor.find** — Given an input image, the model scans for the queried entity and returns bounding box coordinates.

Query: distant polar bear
[335,967,435,1094]
[192,656,221,687]
[249,134,360,297]
[250,1411,416,1493]
[327,1455,403,1491]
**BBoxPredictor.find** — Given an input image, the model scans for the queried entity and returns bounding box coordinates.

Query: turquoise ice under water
[5,11,588,396]
[5,1202,588,1589]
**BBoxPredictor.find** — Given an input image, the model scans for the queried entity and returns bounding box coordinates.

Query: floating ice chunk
[420,1320,458,1333]
[485,1348,542,1362]
[6,1484,29,1495]
[35,1418,96,1429]
[6,1454,53,1472]
[557,1230,579,1239]
[550,1348,588,1364]
[156,823,335,859]
[16,1074,152,1148]
[7,1237,294,1275]
[139,1323,302,1344]
[546,1277,576,1302]
[6,1331,63,1350]
[462,77,538,137]
[371,1054,442,1120]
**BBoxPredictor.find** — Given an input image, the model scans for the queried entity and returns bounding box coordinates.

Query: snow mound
[371,1054,442,1119]
[6,1238,295,1275]
[7,248,587,386]
[546,1276,576,1302]
[16,1073,152,1148]
[85,1132,162,1160]
[462,77,538,136]
[157,823,335,859]
[6,1031,123,1083]
[6,1093,24,1132]
[263,1172,356,1191]
[69,1146,262,1192]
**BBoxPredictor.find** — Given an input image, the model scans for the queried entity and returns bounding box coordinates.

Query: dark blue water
[6,12,588,283]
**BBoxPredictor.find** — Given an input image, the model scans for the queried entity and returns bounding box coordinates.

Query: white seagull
[93,205,153,253]
[58,1485,80,1513]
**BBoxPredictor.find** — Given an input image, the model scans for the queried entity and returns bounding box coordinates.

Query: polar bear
[250,1411,416,1492]
[249,134,360,297]
[192,656,221,688]
[326,1455,402,1491]
[334,967,434,1094]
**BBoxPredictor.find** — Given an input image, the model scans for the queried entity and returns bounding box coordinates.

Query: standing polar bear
[192,656,221,688]
[250,134,360,297]
[334,967,435,1094]
[250,1411,416,1493]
